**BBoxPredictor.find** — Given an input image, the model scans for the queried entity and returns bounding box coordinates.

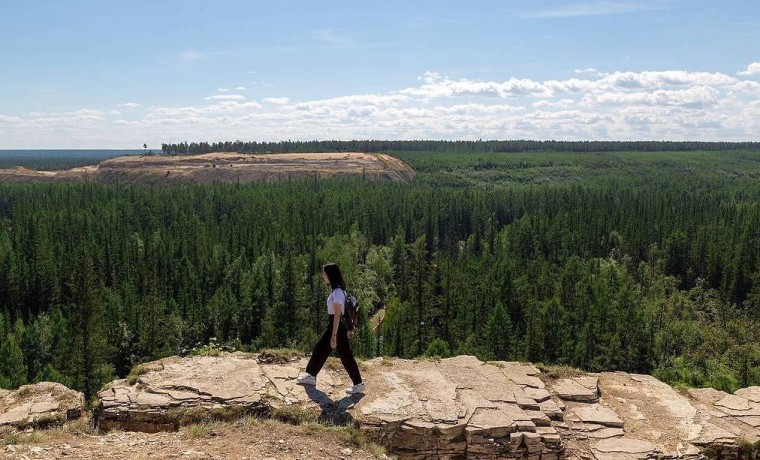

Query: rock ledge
[94,353,760,459]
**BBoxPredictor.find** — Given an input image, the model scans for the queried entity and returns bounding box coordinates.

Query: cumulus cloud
[263,97,290,105]
[118,102,142,108]
[146,101,262,118]
[234,86,246,91]
[400,72,551,99]
[738,62,760,76]
[0,114,23,124]
[580,86,720,108]
[533,99,575,108]
[3,65,760,147]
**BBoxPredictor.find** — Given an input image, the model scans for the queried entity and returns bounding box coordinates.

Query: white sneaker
[296,373,316,386]
[346,382,365,394]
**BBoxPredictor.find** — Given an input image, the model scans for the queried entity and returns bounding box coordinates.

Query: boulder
[552,377,599,402]
[0,382,84,429]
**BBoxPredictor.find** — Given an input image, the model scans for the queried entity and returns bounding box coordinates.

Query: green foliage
[126,364,149,385]
[484,302,513,361]
[0,149,760,395]
[425,338,451,358]
[0,333,27,389]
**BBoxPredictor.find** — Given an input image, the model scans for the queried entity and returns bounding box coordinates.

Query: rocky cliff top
[93,353,760,459]
[0,382,83,431]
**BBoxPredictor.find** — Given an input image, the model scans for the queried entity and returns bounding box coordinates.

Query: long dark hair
[322,263,346,290]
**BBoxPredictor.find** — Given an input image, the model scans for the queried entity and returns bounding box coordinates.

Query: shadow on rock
[303,385,365,425]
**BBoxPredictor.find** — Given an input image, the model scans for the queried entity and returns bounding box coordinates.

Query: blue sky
[1,0,759,148]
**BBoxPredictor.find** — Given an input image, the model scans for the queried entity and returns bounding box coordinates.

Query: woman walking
[297,263,365,394]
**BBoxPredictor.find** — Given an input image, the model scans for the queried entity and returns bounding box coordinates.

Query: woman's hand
[330,335,337,349]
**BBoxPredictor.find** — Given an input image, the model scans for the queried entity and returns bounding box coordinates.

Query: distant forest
[1,149,760,402]
[161,140,760,155]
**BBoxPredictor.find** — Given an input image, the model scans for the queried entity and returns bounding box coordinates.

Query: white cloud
[0,114,23,124]
[118,102,142,108]
[234,86,246,91]
[217,88,230,92]
[66,109,104,117]
[263,97,290,105]
[251,80,275,88]
[3,65,760,147]
[204,94,246,101]
[523,1,668,19]
[574,67,598,74]
[146,101,262,119]
[594,70,737,89]
[400,72,551,99]
[533,98,575,108]
[738,62,760,76]
[581,86,719,108]
[179,50,206,61]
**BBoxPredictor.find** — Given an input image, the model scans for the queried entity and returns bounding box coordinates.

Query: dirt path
[1,419,389,460]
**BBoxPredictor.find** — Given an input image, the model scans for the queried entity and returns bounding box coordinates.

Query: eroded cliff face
[93,353,760,459]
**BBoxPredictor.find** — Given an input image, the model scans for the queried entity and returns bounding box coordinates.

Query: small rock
[341,447,353,456]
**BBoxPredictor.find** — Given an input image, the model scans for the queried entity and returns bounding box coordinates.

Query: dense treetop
[160,140,760,156]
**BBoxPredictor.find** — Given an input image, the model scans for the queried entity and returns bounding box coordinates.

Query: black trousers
[305,315,362,385]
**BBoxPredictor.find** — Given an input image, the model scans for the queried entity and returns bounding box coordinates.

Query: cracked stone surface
[0,382,84,429]
[94,353,760,459]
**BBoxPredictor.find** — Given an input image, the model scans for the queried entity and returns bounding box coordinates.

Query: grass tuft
[537,364,586,381]
[256,348,304,364]
[126,365,149,385]
[271,405,319,425]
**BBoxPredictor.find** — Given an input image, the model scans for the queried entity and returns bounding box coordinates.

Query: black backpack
[340,288,360,332]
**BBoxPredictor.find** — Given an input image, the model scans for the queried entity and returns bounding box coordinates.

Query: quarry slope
[0,152,416,185]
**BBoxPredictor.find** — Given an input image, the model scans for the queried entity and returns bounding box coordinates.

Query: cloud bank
[1,63,759,148]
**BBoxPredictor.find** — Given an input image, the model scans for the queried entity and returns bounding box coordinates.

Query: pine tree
[484,302,513,360]
[0,332,27,389]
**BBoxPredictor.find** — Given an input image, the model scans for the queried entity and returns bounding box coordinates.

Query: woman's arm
[330,303,342,349]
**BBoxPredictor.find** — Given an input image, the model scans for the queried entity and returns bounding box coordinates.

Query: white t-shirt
[327,288,345,315]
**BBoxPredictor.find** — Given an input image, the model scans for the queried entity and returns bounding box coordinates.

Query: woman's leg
[336,325,363,385]
[305,321,333,377]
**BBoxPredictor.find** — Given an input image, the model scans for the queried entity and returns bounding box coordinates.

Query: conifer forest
[1,144,760,400]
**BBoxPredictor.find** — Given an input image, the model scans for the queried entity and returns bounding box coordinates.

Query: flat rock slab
[592,438,657,460]
[567,404,624,428]
[550,371,760,459]
[0,382,84,429]
[95,353,760,459]
[552,377,599,402]
[97,354,566,458]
